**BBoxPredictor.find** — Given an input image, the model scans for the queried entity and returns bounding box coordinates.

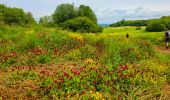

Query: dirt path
[154,46,170,99]
[161,84,170,100]
[154,46,170,54]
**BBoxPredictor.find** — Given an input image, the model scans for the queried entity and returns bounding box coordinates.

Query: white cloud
[97,7,170,24]
[1,0,170,24]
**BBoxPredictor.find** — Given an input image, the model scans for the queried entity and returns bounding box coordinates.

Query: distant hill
[110,16,170,27]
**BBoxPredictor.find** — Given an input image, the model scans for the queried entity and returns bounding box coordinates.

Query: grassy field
[104,27,164,45]
[0,26,170,99]
[105,27,170,60]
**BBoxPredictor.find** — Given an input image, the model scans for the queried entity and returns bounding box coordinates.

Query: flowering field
[0,26,170,99]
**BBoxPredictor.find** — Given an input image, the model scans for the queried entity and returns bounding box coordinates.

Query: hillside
[0,26,169,99]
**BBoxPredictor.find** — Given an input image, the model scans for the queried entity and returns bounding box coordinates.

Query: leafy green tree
[25,12,36,25]
[146,21,166,32]
[1,4,36,26]
[52,3,99,31]
[78,5,97,23]
[4,7,26,25]
[110,19,147,27]
[160,16,170,29]
[0,4,6,24]
[61,17,102,33]
[52,4,77,24]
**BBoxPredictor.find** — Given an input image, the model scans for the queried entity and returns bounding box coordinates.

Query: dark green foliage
[25,12,36,26]
[52,4,99,33]
[160,16,170,30]
[110,19,147,27]
[4,7,26,25]
[146,16,170,32]
[78,5,97,23]
[0,4,6,25]
[146,21,166,32]
[110,16,170,32]
[61,17,103,33]
[136,27,142,30]
[1,4,36,26]
[52,4,77,24]
[98,26,103,32]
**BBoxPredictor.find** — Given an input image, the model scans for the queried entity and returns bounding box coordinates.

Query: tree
[0,4,36,26]
[110,19,147,27]
[78,5,97,23]
[51,3,101,32]
[52,4,77,24]
[146,21,166,32]
[160,16,170,30]
[4,7,26,25]
[0,4,6,24]
[25,12,36,25]
[61,17,102,33]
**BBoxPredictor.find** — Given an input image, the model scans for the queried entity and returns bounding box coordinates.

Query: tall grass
[0,26,169,99]
[104,26,165,45]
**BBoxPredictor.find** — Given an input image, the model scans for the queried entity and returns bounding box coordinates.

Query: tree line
[2,3,169,32]
[40,4,102,33]
[110,19,147,27]
[110,16,170,32]
[0,4,36,26]
[0,4,102,33]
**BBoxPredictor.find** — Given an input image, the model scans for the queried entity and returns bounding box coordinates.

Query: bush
[61,17,103,33]
[110,19,147,27]
[52,4,77,24]
[78,5,97,23]
[146,21,166,32]
[136,27,141,30]
[1,4,36,26]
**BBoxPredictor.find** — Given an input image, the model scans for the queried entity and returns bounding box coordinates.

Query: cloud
[1,0,170,24]
[97,7,170,24]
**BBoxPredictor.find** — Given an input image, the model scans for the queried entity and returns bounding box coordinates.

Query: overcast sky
[1,0,170,24]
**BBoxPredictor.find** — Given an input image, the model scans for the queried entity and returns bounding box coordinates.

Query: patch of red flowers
[29,47,48,55]
[53,48,58,55]
[63,71,69,78]
[9,51,17,57]
[116,64,129,78]
[71,68,80,76]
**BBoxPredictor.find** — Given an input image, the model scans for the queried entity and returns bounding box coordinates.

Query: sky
[1,0,170,24]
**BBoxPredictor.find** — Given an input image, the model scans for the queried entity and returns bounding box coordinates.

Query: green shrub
[61,17,103,33]
[52,4,77,24]
[78,5,97,23]
[136,27,141,30]
[146,21,166,32]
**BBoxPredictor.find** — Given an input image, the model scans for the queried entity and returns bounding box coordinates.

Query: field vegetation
[0,25,170,99]
[110,16,170,32]
[0,3,170,100]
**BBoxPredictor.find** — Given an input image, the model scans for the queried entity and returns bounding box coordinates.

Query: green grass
[104,26,165,45]
[156,52,170,62]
